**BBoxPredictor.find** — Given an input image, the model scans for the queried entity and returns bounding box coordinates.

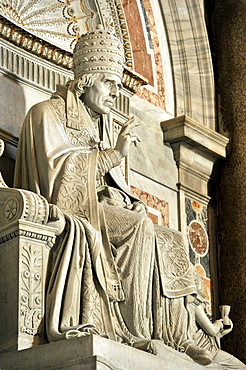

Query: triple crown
[73,25,125,80]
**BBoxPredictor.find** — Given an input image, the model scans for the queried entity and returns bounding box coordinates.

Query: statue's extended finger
[131,136,142,147]
[132,132,142,142]
[122,117,141,134]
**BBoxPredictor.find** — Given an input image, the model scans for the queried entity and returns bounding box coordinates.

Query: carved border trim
[20,243,43,337]
[108,0,133,69]
[0,16,73,69]
[0,229,55,248]
[0,15,147,92]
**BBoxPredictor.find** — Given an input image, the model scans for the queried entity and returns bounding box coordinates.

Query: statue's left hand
[47,204,66,235]
[219,319,233,338]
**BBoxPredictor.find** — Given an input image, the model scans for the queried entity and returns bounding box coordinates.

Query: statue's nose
[110,85,119,98]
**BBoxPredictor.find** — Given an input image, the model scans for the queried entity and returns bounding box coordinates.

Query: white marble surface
[0,219,56,354]
[129,99,178,191]
[0,334,222,370]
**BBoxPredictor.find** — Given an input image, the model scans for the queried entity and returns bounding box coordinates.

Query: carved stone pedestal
[0,334,221,370]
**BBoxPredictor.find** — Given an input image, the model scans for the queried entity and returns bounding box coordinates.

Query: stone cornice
[161,115,229,160]
[0,219,56,248]
[0,15,147,93]
[161,115,229,199]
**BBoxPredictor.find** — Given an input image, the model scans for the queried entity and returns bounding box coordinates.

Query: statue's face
[81,73,122,114]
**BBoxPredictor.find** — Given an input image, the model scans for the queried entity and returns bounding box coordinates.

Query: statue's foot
[186,344,213,366]
[132,339,157,355]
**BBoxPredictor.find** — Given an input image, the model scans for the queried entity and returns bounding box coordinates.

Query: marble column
[212,0,246,362]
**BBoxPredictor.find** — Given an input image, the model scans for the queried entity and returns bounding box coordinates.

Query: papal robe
[14,84,198,350]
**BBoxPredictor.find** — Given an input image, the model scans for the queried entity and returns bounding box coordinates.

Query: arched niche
[158,0,216,128]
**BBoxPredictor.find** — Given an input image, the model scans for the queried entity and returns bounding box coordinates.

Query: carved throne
[0,140,57,354]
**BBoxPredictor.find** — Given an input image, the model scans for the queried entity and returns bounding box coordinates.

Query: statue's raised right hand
[115,116,141,159]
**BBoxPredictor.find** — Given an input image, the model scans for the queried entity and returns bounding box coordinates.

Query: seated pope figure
[13,26,245,368]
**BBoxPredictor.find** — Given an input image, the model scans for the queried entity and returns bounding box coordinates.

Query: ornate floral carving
[0,15,146,92]
[108,0,133,68]
[4,198,19,221]
[20,243,43,336]
[56,152,90,219]
[0,0,81,51]
[155,225,196,297]
[0,15,73,68]
[0,0,132,61]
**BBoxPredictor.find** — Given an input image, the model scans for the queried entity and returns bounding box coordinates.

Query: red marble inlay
[195,264,212,314]
[131,185,169,226]
[137,0,165,110]
[188,221,209,256]
[122,0,154,85]
[122,0,165,110]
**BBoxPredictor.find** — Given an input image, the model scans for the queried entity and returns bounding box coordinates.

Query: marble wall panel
[131,185,169,226]
[130,170,178,229]
[129,98,178,190]
[186,197,212,314]
[122,0,166,110]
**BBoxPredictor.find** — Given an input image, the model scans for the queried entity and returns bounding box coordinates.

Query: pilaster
[161,115,228,313]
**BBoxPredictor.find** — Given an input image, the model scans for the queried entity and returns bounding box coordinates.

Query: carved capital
[161,115,229,197]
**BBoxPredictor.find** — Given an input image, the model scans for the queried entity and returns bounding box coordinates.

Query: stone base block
[0,334,221,370]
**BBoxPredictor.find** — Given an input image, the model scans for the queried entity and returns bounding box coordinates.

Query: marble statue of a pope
[14,25,216,366]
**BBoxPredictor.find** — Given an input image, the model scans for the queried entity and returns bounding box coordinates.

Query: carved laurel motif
[20,243,43,336]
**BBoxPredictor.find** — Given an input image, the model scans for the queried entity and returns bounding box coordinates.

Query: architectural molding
[0,37,73,93]
[161,115,229,234]
[0,15,73,69]
[0,223,55,248]
[0,0,134,67]
[0,15,147,93]
[161,115,229,161]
